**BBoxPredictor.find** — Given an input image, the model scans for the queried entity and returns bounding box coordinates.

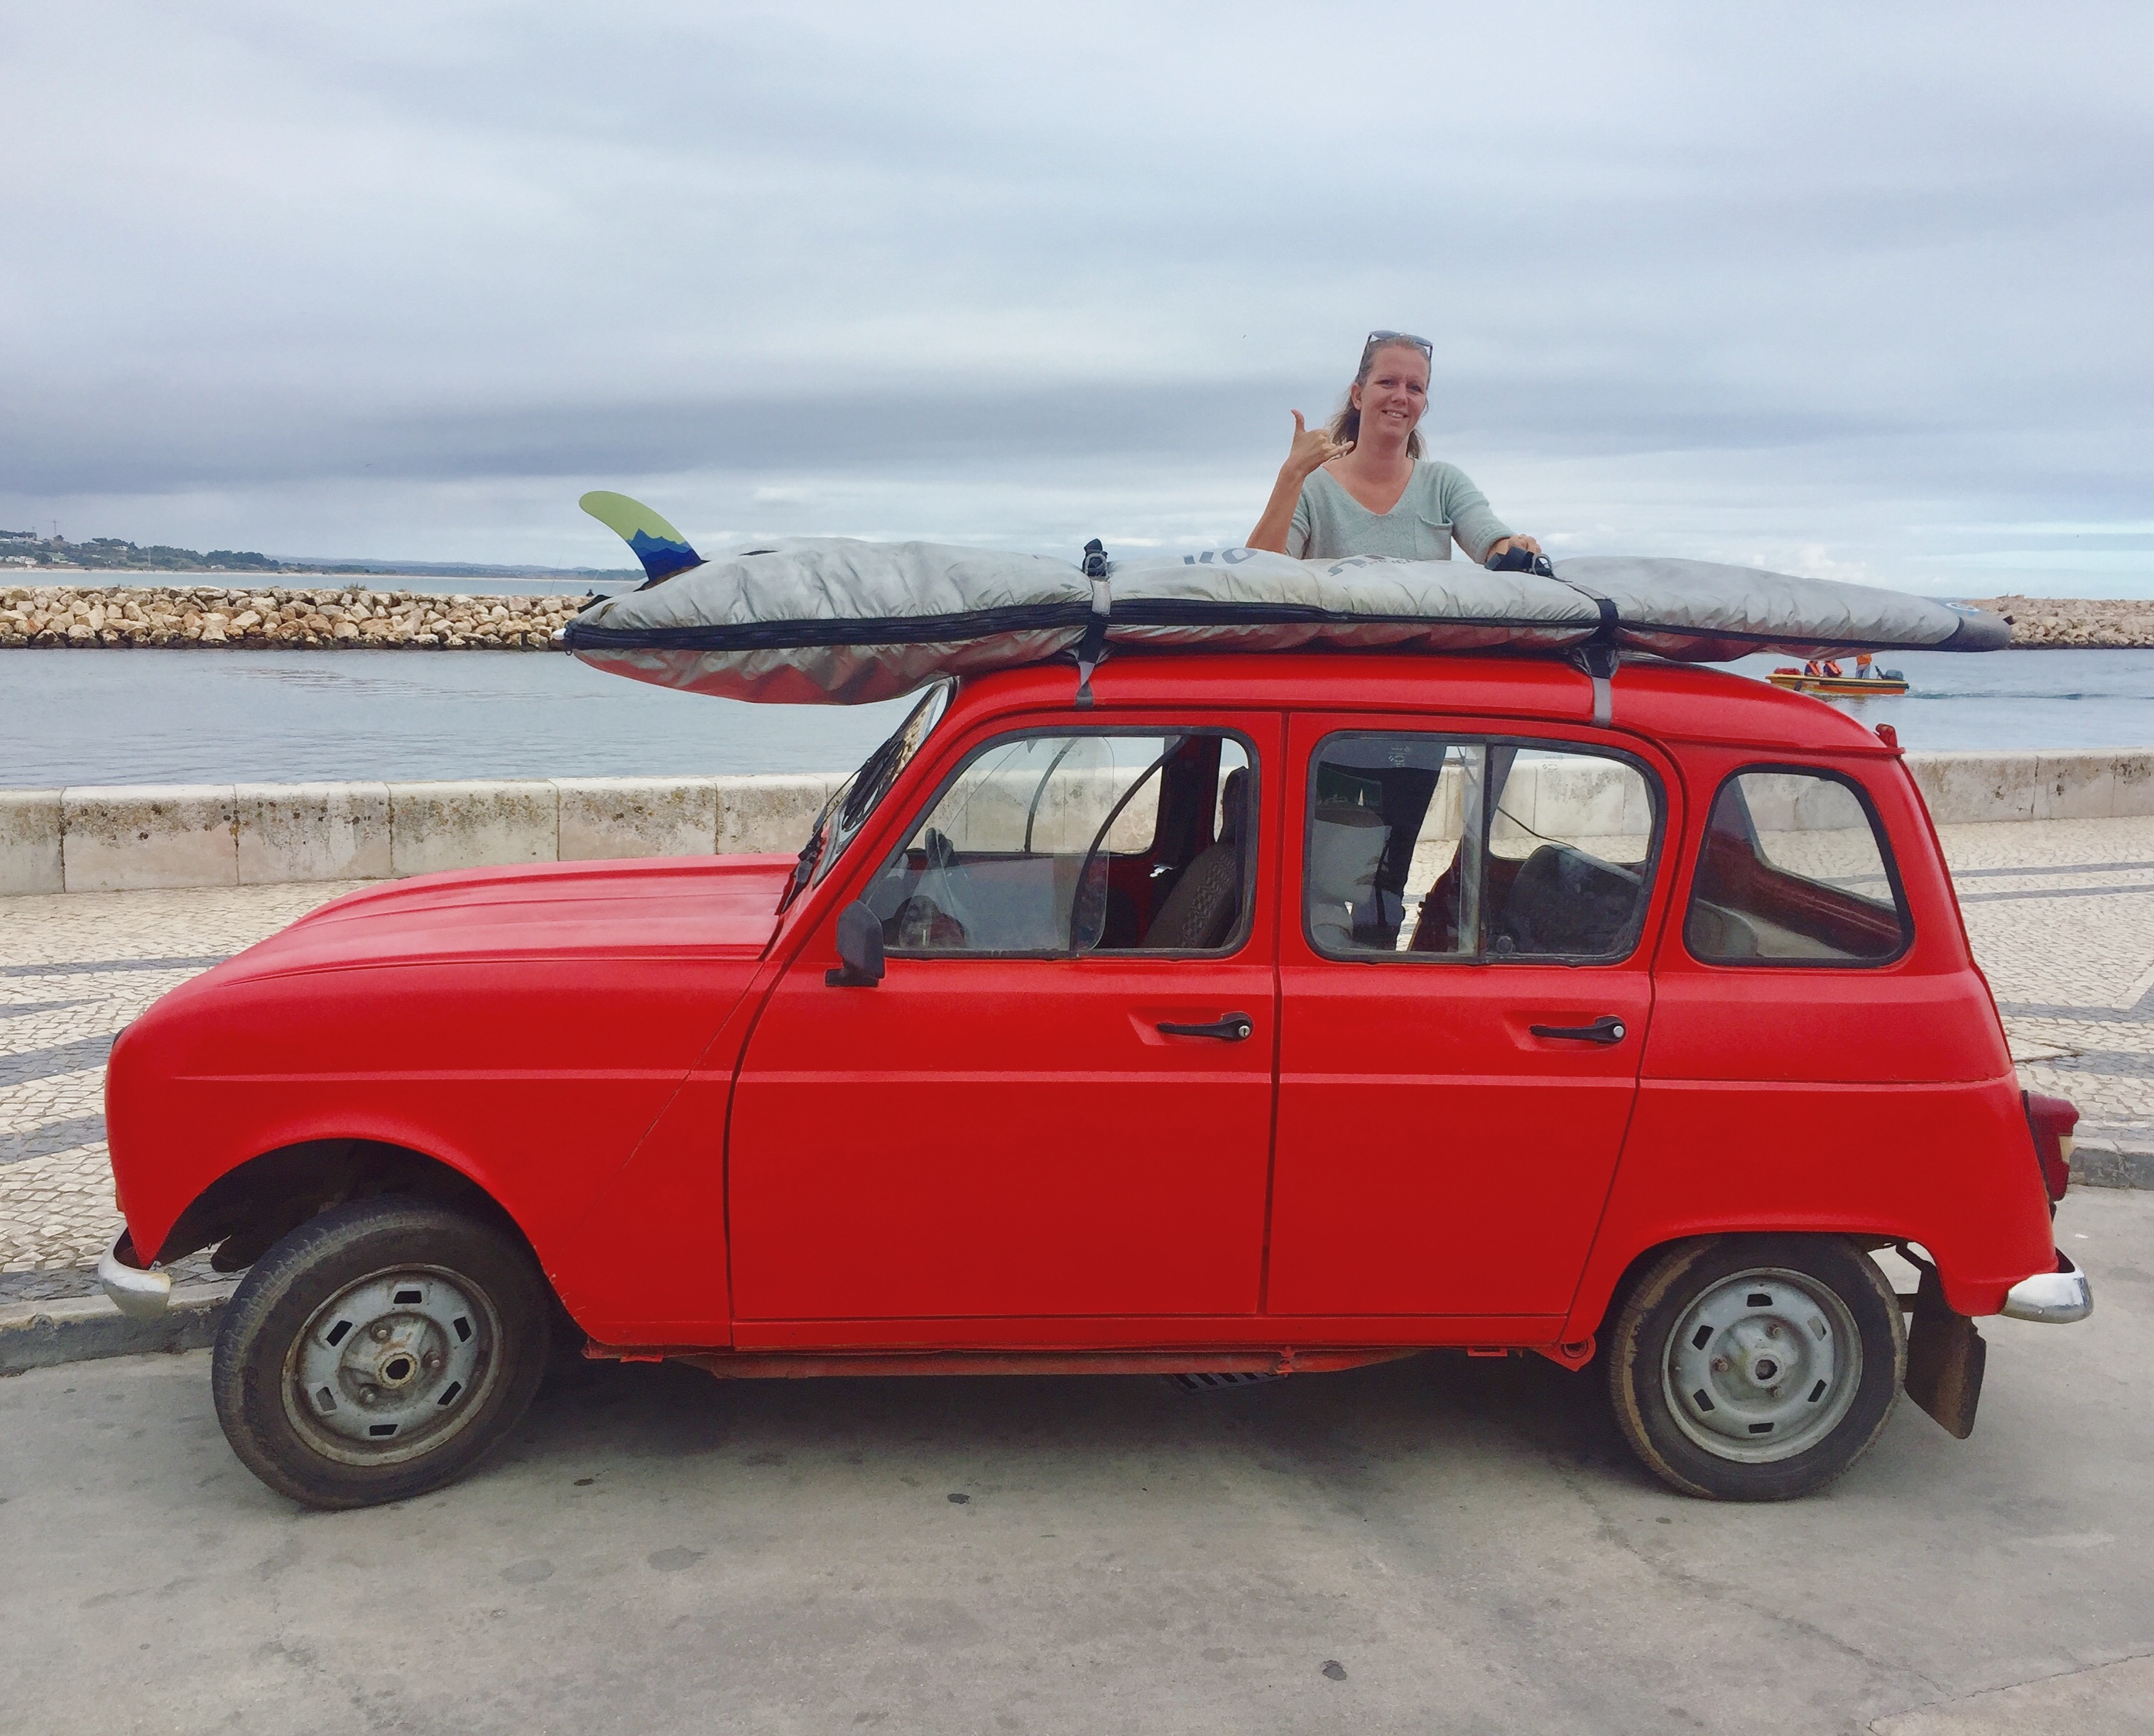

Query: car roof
[948,650,1895,755]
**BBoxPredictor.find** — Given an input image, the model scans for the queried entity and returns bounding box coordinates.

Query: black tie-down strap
[1073,538,1112,709]
[1540,562,1621,728]
[1492,547,1623,723]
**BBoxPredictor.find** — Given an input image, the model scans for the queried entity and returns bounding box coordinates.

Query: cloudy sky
[5,1,2150,594]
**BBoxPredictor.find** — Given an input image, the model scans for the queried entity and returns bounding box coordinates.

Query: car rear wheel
[1606,1235,1904,1501]
[211,1197,553,1509]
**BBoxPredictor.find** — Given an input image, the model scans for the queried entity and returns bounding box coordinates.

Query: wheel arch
[151,1137,539,1277]
[1566,1226,1898,1346]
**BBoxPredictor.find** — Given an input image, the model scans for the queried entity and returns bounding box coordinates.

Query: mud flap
[1902,1257,1986,1440]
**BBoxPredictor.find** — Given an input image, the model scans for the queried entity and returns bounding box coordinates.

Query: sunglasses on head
[1364,329,1433,359]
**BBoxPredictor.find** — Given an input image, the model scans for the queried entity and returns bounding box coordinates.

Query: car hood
[210,854,795,983]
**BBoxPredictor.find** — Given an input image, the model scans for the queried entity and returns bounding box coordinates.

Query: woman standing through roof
[1246,330,1543,566]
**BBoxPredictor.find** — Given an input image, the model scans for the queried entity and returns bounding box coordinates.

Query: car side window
[1306,733,1660,962]
[1685,769,1910,965]
[866,731,1255,957]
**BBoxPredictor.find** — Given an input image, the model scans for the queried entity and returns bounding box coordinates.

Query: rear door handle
[1157,1012,1256,1042]
[1529,1015,1628,1044]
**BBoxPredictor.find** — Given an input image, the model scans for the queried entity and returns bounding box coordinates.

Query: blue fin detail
[627,530,703,582]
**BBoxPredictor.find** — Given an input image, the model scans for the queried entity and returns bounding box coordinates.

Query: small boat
[1768,663,1909,697]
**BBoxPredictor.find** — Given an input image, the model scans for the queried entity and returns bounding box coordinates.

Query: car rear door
[727,709,1283,1334]
[1266,713,1675,1324]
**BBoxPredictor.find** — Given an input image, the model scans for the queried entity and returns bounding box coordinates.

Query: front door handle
[1158,1012,1255,1042]
[1529,1015,1628,1044]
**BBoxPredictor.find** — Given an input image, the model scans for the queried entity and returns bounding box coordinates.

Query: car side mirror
[826,902,886,988]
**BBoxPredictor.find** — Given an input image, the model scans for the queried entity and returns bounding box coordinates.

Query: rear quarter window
[1685,768,1910,966]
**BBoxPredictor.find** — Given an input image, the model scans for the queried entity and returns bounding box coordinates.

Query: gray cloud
[5,377,1922,495]
[4,0,2150,593]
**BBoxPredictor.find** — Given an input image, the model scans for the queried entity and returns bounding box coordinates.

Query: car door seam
[1258,709,1288,1315]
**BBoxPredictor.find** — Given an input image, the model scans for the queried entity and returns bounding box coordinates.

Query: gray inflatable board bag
[566,492,2009,706]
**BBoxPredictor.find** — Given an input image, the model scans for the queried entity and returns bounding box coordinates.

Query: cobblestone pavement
[0,883,367,1296]
[4,817,2152,1299]
[1935,816,2154,1159]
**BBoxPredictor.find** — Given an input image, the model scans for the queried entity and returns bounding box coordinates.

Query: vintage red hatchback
[100,652,2091,1507]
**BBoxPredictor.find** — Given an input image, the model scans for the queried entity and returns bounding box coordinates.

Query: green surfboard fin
[580,490,705,584]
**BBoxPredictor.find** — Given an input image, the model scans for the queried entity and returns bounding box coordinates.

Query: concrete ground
[0,1186,2147,1736]
[5,813,2154,1294]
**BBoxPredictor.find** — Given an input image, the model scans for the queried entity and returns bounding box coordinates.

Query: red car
[99,652,2091,1508]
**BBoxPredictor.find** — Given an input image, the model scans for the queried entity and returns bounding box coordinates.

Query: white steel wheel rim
[282,1264,503,1468]
[1661,1266,1863,1465]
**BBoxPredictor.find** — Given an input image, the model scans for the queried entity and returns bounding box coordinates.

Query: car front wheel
[211,1196,553,1509]
[1606,1235,1905,1501]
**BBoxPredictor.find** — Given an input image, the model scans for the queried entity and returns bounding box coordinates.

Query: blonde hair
[1327,338,1428,458]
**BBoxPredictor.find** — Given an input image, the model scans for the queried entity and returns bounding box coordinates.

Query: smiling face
[1351,342,1430,444]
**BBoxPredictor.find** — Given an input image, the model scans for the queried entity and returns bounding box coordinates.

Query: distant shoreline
[6,564,624,584]
[1,530,631,584]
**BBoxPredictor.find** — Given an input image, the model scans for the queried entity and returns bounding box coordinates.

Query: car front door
[727,712,1282,1335]
[1265,714,1673,1326]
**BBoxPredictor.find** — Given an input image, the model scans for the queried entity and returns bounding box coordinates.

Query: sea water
[1719,648,2154,751]
[0,649,914,786]
[2,646,2150,787]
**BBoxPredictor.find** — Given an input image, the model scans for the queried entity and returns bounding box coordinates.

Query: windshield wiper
[778,820,826,913]
[777,682,951,915]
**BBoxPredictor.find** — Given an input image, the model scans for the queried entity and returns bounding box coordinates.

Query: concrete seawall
[0,775,847,895]
[4,750,2152,895]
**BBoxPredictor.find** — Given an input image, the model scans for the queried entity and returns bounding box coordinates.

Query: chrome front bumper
[97,1234,173,1322]
[2001,1255,2093,1325]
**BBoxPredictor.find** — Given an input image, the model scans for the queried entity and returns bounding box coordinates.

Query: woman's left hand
[1486,535,1543,560]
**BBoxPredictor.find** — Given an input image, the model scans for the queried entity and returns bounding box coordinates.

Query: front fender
[106,955,757,1272]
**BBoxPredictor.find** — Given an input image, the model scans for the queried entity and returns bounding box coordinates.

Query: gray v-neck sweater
[1286,461,1511,564]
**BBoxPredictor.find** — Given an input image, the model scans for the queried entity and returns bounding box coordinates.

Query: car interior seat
[1305,802,1389,951]
[1492,843,1641,956]
[1139,768,1247,949]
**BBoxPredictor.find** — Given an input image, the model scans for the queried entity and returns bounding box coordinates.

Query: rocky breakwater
[1969,596,2154,648]
[0,584,583,650]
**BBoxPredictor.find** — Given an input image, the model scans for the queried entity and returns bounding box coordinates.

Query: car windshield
[778,680,954,912]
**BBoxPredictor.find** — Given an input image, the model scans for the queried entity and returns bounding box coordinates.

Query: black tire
[211,1196,553,1510]
[1606,1235,1904,1502]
